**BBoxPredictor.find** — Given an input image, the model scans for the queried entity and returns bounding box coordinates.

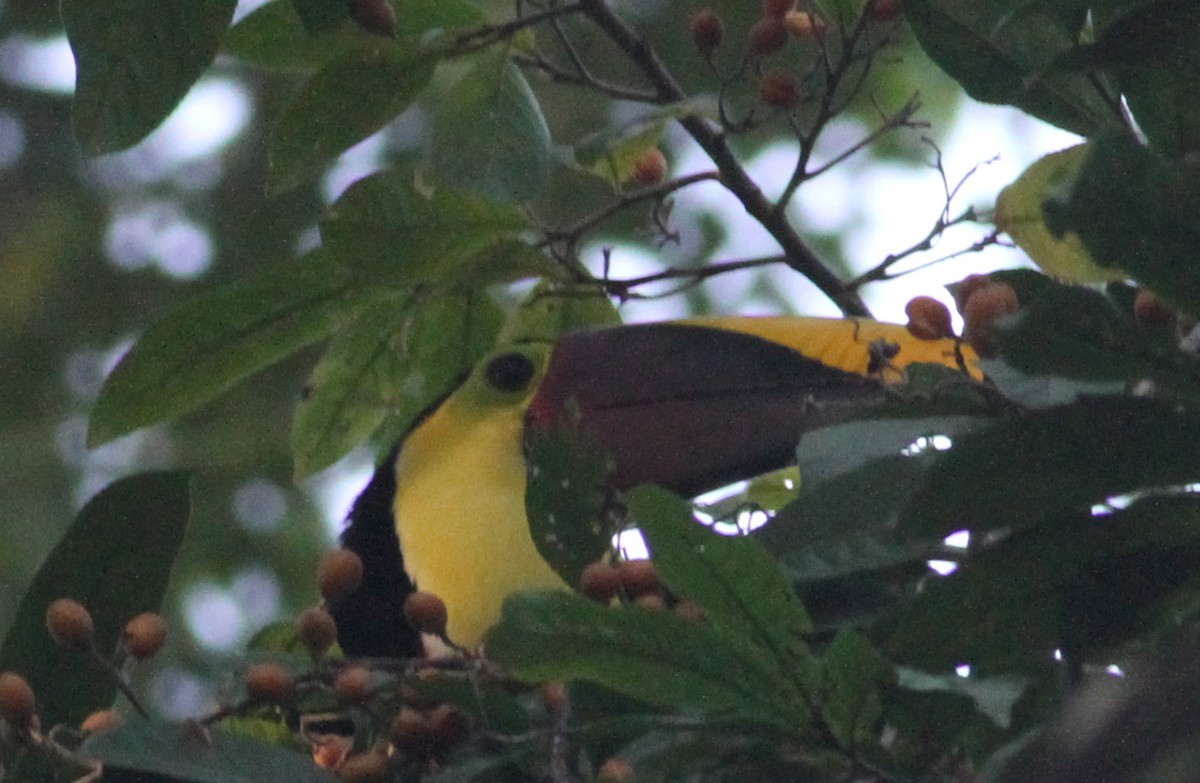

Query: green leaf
[319,171,532,284]
[487,591,807,730]
[82,718,337,783]
[904,0,1118,136]
[290,0,348,35]
[428,53,552,202]
[63,0,237,154]
[570,98,716,186]
[889,494,1200,672]
[89,251,359,447]
[0,472,190,730]
[391,0,486,36]
[995,145,1124,283]
[224,0,350,71]
[898,396,1200,540]
[629,486,814,671]
[495,281,621,345]
[268,43,436,191]
[1043,133,1200,318]
[819,630,895,749]
[292,290,503,477]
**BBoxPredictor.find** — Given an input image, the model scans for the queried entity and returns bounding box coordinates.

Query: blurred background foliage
[0,0,1055,715]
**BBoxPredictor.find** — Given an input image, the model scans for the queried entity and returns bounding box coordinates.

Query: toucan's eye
[485,352,536,393]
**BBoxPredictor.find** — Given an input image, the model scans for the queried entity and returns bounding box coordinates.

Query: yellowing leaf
[995,144,1125,283]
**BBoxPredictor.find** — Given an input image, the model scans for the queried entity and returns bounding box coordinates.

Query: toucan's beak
[525,322,884,498]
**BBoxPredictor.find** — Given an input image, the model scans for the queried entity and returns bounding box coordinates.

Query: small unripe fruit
[634,593,666,612]
[629,148,668,188]
[0,672,35,727]
[784,10,826,38]
[866,0,903,21]
[748,16,788,56]
[390,707,435,759]
[298,607,339,658]
[46,598,94,650]
[689,9,724,55]
[1134,289,1176,330]
[539,681,569,714]
[399,682,437,710]
[337,748,390,782]
[579,562,622,603]
[762,0,793,17]
[429,704,470,751]
[80,709,123,734]
[618,559,661,598]
[757,70,803,109]
[904,296,955,341]
[334,666,372,704]
[122,612,168,661]
[950,273,995,315]
[598,757,635,783]
[349,0,396,37]
[245,663,294,703]
[318,549,365,601]
[404,592,448,638]
[963,283,1019,358]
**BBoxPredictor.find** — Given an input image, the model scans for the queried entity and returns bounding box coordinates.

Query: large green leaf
[629,486,814,672]
[487,591,808,730]
[0,473,190,730]
[63,0,237,154]
[428,53,552,202]
[898,396,1200,541]
[889,494,1200,672]
[268,43,436,191]
[290,0,347,35]
[291,290,503,477]
[1042,134,1200,318]
[89,252,360,447]
[904,0,1119,136]
[82,718,336,783]
[319,171,531,284]
[223,0,350,71]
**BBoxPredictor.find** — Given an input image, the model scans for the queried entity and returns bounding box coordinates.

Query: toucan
[330,316,977,657]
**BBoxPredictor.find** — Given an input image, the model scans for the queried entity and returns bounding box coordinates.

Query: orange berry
[950,273,995,315]
[689,9,724,54]
[757,70,803,108]
[0,672,35,727]
[762,0,793,17]
[46,598,94,650]
[866,0,902,21]
[390,707,435,759]
[334,666,373,704]
[598,757,635,783]
[80,709,123,734]
[784,10,826,38]
[318,550,365,602]
[297,607,339,658]
[634,593,666,612]
[904,296,955,341]
[349,0,396,37]
[429,704,470,751]
[539,681,569,714]
[403,592,448,638]
[629,148,668,188]
[963,283,1019,358]
[1134,289,1176,329]
[579,562,622,603]
[618,559,661,598]
[244,663,294,704]
[122,612,168,661]
[336,748,390,782]
[748,15,788,56]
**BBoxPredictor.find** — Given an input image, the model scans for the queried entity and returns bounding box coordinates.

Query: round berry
[429,704,470,751]
[80,709,123,734]
[390,707,435,759]
[598,757,635,783]
[46,598,94,650]
[122,612,168,661]
[245,663,294,704]
[618,559,661,598]
[762,0,793,17]
[951,273,995,315]
[1134,289,1176,329]
[963,283,1019,358]
[579,562,622,603]
[334,666,373,704]
[0,672,35,727]
[349,0,396,37]
[748,16,788,56]
[403,592,448,638]
[629,148,668,188]
[784,10,826,38]
[337,748,390,782]
[757,70,803,109]
[904,296,955,341]
[689,9,724,55]
[318,550,365,602]
[297,607,338,658]
[866,0,903,21]
[539,681,569,714]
